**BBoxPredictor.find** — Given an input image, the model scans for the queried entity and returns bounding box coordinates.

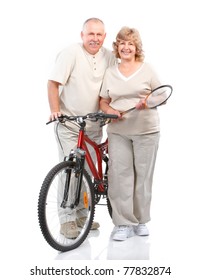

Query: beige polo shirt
[100,62,162,135]
[49,43,116,131]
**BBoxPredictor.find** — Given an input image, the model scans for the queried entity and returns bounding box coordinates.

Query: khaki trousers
[55,123,102,224]
[107,132,160,226]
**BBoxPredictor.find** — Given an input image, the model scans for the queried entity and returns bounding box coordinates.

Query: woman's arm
[100,97,121,117]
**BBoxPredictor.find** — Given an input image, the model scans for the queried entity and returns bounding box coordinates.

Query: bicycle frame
[76,126,108,193]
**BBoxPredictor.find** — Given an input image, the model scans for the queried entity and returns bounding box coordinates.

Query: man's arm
[47,80,62,120]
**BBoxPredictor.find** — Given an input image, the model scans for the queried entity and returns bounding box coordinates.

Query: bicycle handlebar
[46,112,118,125]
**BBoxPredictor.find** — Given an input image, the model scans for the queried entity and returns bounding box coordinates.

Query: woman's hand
[135,99,146,110]
[100,97,122,121]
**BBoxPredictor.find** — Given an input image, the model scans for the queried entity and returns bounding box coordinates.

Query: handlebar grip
[103,114,118,119]
[46,119,56,125]
[46,115,67,125]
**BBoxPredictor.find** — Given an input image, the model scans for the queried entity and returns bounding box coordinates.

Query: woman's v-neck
[116,62,144,81]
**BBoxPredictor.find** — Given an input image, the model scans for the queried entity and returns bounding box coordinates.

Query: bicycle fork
[60,148,86,209]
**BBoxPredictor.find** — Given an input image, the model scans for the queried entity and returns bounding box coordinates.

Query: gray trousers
[55,123,102,224]
[107,132,160,226]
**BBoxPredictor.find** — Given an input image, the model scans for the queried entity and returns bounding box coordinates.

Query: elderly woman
[100,27,162,241]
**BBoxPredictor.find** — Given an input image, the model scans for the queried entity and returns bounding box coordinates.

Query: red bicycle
[38,112,118,252]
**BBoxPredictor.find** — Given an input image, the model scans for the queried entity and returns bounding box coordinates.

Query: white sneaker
[112,225,135,241]
[134,224,149,236]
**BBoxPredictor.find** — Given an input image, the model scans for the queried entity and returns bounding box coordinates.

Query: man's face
[81,21,106,55]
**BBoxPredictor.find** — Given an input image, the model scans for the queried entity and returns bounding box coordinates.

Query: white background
[1,0,200,279]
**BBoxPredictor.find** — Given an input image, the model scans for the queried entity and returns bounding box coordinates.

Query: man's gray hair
[82,18,105,31]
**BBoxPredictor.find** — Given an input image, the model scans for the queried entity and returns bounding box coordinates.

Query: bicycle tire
[107,197,112,218]
[38,160,95,252]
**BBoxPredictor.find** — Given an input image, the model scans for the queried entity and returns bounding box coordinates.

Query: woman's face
[118,40,136,60]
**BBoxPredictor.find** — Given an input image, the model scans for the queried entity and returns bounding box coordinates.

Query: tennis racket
[121,84,173,116]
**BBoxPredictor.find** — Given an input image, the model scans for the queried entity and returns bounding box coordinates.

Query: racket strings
[145,87,171,108]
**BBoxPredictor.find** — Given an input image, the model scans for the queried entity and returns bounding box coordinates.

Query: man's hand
[49,111,62,121]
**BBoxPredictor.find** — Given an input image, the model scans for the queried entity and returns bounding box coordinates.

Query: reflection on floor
[52,201,150,260]
[34,197,200,264]
[55,228,150,260]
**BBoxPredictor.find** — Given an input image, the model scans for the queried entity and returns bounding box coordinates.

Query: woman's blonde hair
[112,26,144,61]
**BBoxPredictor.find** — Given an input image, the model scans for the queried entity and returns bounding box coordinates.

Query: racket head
[145,85,173,108]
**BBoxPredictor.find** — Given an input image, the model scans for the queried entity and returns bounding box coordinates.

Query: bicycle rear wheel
[38,160,95,252]
[107,197,112,218]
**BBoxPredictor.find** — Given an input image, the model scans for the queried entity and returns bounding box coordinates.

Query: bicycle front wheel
[38,160,95,252]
